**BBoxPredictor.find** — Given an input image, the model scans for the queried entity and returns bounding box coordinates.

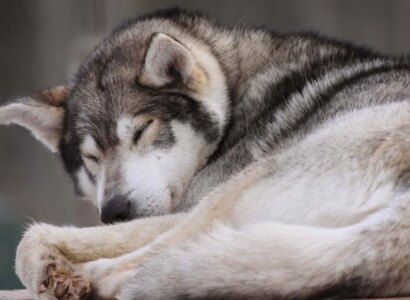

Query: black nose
[101,195,131,224]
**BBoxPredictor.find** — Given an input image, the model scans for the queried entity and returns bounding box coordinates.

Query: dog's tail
[121,204,410,299]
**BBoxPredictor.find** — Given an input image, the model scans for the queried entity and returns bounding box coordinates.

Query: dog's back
[179,15,410,209]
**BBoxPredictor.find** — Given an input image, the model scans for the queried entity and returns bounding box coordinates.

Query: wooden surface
[1,290,410,300]
[0,290,31,300]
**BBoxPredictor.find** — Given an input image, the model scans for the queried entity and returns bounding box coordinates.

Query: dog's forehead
[66,82,177,150]
[65,79,219,150]
[74,23,154,85]
[68,31,156,118]
[65,92,132,150]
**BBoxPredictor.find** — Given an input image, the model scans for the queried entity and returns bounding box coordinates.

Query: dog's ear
[139,33,207,91]
[0,85,69,152]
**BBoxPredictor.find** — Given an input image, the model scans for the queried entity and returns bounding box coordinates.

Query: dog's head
[0,15,229,223]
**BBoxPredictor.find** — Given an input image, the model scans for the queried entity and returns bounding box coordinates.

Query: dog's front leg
[73,162,269,299]
[15,213,185,300]
[15,223,91,300]
[77,192,245,298]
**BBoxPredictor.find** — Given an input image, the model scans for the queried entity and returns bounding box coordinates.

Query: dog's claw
[40,262,91,300]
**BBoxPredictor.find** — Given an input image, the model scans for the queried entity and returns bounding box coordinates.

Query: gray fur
[3,8,410,300]
[57,10,410,211]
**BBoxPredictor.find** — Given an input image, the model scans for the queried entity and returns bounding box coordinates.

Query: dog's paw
[15,224,91,300]
[40,262,91,300]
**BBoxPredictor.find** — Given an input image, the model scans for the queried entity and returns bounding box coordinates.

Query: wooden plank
[1,290,410,300]
[0,290,31,300]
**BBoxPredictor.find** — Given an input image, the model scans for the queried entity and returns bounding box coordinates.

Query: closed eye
[133,119,153,144]
[83,154,99,164]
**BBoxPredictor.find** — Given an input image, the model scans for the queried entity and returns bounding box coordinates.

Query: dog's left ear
[139,33,207,91]
[0,85,69,152]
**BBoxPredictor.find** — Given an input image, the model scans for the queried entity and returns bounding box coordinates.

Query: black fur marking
[59,96,87,195]
[133,120,153,145]
[212,53,376,159]
[136,89,220,144]
[59,132,84,195]
[289,61,410,135]
[84,165,96,185]
[264,61,410,158]
[152,121,176,149]
[272,31,385,60]
[396,168,410,190]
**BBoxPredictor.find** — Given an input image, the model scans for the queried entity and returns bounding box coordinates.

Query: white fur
[75,101,410,299]
[76,167,97,201]
[13,100,410,300]
[120,121,212,215]
[80,135,101,158]
[116,117,135,144]
[76,117,215,215]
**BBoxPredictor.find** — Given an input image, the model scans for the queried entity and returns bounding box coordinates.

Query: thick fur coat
[0,9,410,300]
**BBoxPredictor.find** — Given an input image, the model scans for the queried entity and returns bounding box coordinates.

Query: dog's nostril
[101,195,131,224]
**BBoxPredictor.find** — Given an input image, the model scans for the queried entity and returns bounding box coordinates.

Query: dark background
[1,0,410,289]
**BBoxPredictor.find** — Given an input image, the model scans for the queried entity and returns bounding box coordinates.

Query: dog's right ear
[138,33,207,91]
[0,85,69,153]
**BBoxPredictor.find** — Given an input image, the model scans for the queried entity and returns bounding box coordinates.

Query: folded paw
[41,262,91,300]
[15,224,91,300]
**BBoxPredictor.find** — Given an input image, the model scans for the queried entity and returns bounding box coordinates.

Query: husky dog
[1,8,410,300]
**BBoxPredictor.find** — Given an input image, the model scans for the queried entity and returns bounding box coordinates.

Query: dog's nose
[101,195,131,224]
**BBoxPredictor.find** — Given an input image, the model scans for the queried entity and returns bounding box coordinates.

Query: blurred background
[1,0,410,289]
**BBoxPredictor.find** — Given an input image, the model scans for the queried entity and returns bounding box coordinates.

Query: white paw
[15,224,91,300]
